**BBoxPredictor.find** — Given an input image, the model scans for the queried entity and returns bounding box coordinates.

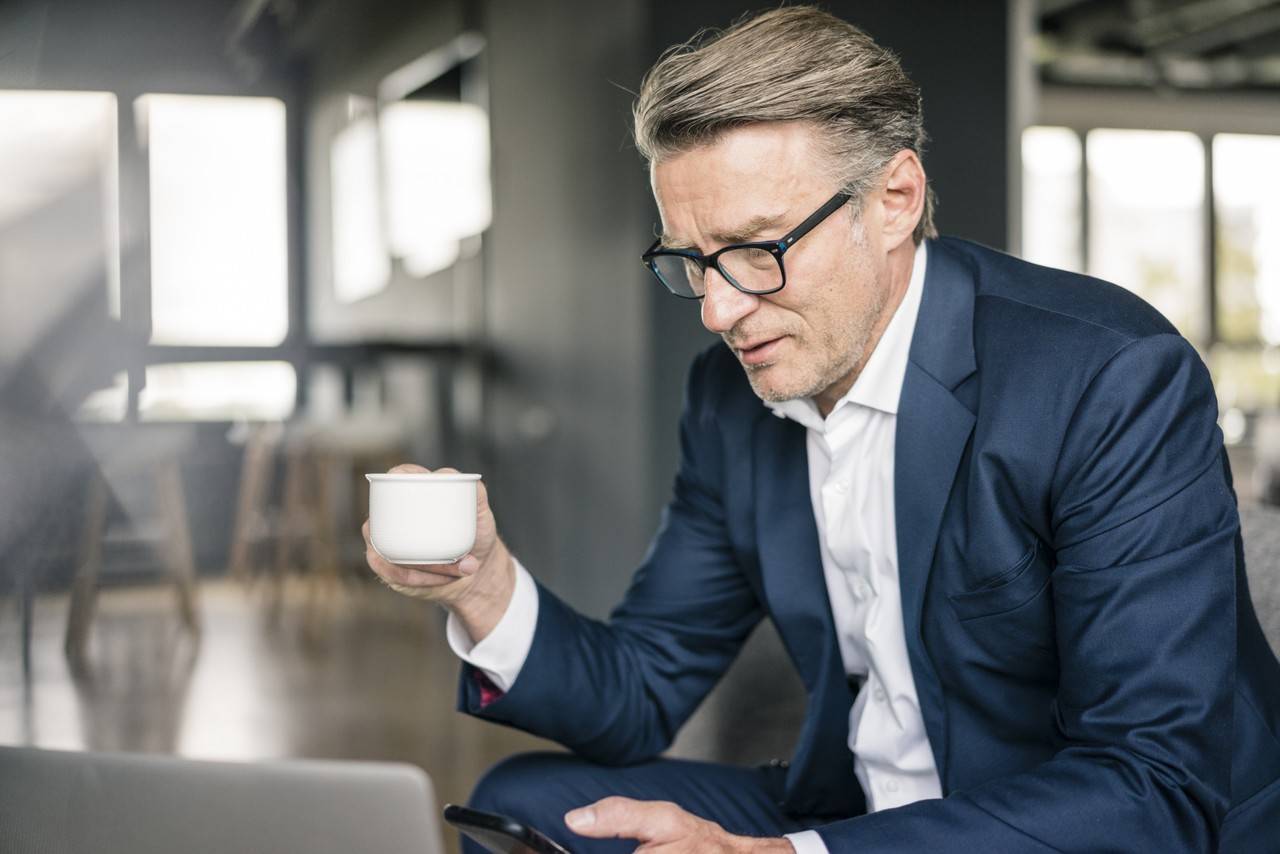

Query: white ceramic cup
[365,472,481,565]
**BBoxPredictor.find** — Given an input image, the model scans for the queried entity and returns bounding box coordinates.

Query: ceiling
[1038,0,1280,90]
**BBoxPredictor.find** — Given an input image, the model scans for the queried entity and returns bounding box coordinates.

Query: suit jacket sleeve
[455,347,764,765]
[815,333,1237,852]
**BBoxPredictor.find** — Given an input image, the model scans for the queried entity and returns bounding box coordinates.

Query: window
[0,90,298,422]
[330,100,390,304]
[1022,125,1280,430]
[1214,134,1280,348]
[1087,129,1206,343]
[141,94,289,346]
[1021,126,1082,274]
[0,90,120,321]
[380,99,491,278]
[139,361,296,421]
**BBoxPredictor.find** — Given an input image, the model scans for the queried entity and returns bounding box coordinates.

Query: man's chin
[742,361,810,404]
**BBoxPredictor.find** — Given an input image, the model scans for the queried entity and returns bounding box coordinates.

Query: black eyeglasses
[642,189,852,299]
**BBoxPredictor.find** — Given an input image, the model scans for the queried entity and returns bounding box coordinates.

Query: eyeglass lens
[650,246,780,297]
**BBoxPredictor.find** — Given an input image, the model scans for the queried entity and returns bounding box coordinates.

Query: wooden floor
[0,576,557,854]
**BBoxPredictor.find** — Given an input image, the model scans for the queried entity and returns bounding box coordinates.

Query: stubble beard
[742,260,888,406]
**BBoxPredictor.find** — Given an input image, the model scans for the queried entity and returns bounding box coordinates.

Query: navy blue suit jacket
[461,237,1280,851]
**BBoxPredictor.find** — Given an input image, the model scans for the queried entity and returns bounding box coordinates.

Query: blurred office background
[0,1,1277,850]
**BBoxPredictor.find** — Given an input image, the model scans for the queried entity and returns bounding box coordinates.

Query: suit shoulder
[938,237,1180,350]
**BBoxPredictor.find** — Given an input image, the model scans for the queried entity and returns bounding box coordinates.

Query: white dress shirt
[773,240,940,853]
[447,241,940,853]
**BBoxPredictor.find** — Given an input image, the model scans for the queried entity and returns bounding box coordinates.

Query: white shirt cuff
[784,830,828,854]
[445,556,539,693]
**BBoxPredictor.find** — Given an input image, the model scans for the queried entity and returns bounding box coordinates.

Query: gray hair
[633,5,937,243]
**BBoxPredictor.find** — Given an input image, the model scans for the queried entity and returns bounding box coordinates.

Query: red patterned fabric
[474,669,504,707]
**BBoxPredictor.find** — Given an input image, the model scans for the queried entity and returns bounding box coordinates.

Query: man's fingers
[388,463,430,474]
[564,798,690,842]
[368,551,449,586]
[364,537,468,585]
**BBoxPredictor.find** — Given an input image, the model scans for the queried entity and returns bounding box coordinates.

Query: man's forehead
[657,209,790,250]
[650,122,824,249]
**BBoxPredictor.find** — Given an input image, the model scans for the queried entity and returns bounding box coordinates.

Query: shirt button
[873,687,887,702]
[884,779,899,793]
[834,481,849,494]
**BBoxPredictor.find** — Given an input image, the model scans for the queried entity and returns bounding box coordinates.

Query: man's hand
[362,464,514,641]
[564,797,795,853]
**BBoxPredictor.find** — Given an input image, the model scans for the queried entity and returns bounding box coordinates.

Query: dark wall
[481,0,653,616]
[833,0,1010,249]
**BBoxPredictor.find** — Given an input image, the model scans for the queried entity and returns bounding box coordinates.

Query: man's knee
[465,753,641,854]
[468,751,581,821]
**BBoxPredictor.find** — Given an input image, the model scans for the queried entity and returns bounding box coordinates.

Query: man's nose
[700,267,757,335]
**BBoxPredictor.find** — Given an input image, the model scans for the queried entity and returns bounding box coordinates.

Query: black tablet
[443,804,571,854]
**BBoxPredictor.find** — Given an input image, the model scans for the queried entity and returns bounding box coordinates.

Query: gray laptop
[0,745,444,854]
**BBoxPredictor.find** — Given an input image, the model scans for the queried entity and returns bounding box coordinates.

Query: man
[365,7,1280,852]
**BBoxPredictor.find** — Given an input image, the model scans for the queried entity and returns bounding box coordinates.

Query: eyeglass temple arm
[777,190,853,252]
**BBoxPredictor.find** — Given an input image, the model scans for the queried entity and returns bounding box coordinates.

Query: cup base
[370,542,467,566]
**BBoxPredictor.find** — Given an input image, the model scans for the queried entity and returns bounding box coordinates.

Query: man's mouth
[735,336,785,366]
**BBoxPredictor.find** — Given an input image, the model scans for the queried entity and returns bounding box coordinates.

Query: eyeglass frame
[641,188,853,300]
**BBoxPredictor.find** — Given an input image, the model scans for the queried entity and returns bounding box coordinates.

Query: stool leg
[65,474,108,661]
[18,563,32,682]
[229,427,275,586]
[303,452,342,644]
[157,461,201,636]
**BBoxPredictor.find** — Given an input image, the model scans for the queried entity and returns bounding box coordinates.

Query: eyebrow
[660,211,790,252]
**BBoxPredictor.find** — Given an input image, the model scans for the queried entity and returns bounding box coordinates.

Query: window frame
[6,81,474,425]
[1031,86,1280,423]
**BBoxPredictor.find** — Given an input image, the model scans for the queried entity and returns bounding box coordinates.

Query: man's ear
[877,149,926,251]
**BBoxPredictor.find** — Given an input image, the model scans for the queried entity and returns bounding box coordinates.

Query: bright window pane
[75,371,128,422]
[1021,126,1082,273]
[331,107,390,303]
[1214,134,1280,346]
[1209,346,1280,417]
[380,100,491,278]
[141,363,295,422]
[0,90,120,331]
[1087,129,1205,342]
[143,94,288,345]
[140,362,296,421]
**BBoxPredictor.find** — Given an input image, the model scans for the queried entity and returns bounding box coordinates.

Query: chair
[226,417,407,639]
[1240,500,1280,655]
[63,426,201,661]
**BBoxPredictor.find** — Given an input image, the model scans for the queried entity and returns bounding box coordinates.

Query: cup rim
[366,472,481,482]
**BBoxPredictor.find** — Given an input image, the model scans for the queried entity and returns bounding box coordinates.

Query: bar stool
[64,425,201,661]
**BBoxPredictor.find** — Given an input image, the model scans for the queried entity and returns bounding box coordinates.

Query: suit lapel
[894,238,978,782]
[754,412,829,677]
[753,411,863,816]
[748,238,979,802]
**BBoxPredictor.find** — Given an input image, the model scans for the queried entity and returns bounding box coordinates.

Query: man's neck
[813,241,918,419]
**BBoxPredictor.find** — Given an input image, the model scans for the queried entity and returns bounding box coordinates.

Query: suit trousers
[463,752,834,853]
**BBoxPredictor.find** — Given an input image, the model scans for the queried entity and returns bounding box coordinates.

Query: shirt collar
[768,239,928,428]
